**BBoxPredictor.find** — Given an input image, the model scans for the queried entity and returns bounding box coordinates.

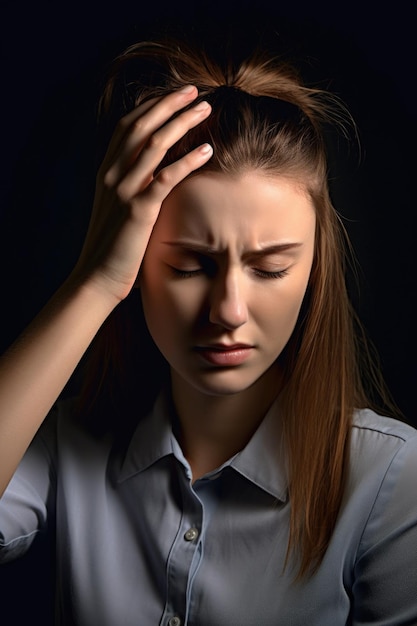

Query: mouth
[194,344,254,366]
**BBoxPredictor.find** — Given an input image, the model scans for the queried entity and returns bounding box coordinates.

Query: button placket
[161,466,204,626]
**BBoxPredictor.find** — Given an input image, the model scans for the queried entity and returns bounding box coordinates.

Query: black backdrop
[0,1,416,621]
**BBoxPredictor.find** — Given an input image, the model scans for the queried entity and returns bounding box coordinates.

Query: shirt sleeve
[352,433,417,625]
[0,409,57,564]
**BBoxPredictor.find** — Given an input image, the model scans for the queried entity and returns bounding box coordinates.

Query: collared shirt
[1,393,417,625]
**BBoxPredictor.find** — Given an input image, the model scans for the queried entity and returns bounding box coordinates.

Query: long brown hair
[78,34,400,579]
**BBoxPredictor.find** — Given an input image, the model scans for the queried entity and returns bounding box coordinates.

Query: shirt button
[168,618,181,626]
[184,527,199,541]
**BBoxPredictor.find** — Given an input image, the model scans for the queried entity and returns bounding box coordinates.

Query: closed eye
[169,255,217,279]
[170,266,204,278]
[253,268,290,279]
[170,266,290,280]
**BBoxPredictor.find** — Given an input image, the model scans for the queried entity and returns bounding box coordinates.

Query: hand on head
[73,86,212,304]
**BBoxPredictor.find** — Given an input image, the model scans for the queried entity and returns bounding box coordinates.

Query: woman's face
[140,171,316,399]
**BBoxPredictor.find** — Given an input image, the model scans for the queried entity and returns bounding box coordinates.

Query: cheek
[140,272,204,340]
[257,274,310,341]
[140,287,176,363]
[139,266,168,340]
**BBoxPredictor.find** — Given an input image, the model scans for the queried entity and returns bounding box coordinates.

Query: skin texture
[140,171,316,475]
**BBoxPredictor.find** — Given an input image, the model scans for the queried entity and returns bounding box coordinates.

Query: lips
[194,343,254,366]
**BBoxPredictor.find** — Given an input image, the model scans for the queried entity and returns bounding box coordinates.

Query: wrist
[59,270,123,320]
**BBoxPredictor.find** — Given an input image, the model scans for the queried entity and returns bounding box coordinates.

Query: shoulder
[337,409,417,568]
[346,409,417,519]
[37,396,116,462]
[352,408,417,442]
[350,409,417,474]
[349,408,417,472]
[344,411,417,619]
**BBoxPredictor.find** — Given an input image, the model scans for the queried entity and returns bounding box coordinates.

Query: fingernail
[179,85,195,94]
[193,100,210,112]
[199,143,213,155]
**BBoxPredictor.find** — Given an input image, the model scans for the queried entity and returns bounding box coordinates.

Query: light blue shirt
[1,392,417,625]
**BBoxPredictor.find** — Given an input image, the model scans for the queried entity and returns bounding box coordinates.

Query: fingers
[102,96,164,168]
[101,86,200,185]
[117,99,212,200]
[143,142,213,205]
[81,86,213,301]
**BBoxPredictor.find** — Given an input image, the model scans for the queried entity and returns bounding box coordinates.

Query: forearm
[0,86,213,497]
[0,277,116,496]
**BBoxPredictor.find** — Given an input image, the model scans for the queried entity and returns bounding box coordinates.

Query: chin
[178,367,272,398]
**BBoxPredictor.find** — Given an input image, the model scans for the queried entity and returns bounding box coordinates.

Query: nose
[209,267,248,330]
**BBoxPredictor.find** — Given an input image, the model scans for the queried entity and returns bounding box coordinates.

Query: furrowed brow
[162,242,302,256]
[162,242,220,254]
[242,243,302,260]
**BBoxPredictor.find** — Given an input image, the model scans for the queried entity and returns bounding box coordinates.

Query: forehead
[155,171,316,246]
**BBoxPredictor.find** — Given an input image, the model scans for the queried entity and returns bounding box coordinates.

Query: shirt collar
[229,396,288,501]
[118,391,177,482]
[118,390,288,502]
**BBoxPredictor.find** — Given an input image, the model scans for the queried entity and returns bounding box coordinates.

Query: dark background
[0,0,416,621]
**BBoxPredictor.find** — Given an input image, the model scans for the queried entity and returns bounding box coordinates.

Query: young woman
[0,28,416,625]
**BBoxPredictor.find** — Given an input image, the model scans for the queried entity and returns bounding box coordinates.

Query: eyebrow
[162,241,302,257]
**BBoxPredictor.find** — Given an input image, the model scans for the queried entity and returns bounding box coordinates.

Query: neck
[171,364,282,480]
